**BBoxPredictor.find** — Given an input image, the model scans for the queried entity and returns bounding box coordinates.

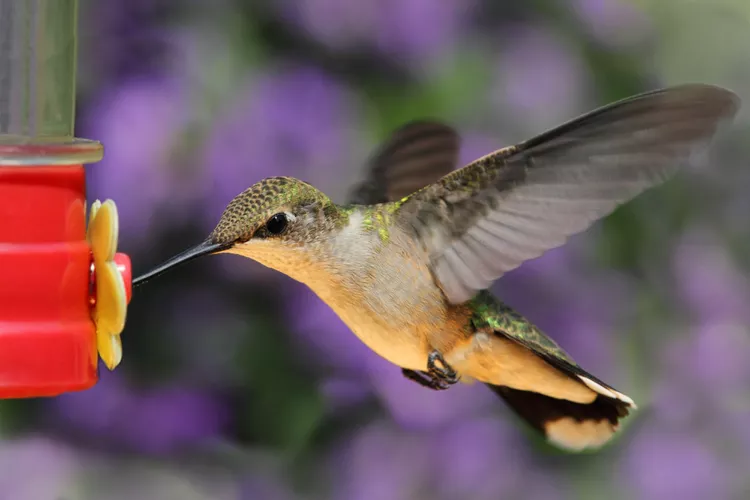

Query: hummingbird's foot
[427,350,459,386]
[401,368,453,391]
[399,351,459,391]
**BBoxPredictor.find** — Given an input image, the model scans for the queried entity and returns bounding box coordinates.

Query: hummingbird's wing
[348,121,459,205]
[396,84,740,303]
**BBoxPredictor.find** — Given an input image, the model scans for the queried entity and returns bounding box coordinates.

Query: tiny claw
[402,368,453,391]
[401,350,460,391]
[427,350,459,386]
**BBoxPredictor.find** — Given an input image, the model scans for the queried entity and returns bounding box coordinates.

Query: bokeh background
[3,0,750,498]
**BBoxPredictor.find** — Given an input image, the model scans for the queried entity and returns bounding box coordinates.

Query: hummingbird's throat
[226,240,333,286]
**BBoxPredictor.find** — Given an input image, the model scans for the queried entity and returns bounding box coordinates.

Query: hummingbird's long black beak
[132,240,233,287]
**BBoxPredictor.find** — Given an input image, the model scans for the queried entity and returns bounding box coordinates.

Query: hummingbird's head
[133,176,345,286]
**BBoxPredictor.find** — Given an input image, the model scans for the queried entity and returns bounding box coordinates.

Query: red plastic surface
[0,165,96,397]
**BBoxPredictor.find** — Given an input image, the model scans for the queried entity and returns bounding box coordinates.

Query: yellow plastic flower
[87,199,127,370]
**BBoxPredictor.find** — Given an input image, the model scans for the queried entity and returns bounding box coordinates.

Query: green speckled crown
[209,176,334,244]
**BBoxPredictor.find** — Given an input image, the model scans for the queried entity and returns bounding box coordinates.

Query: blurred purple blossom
[51,370,228,455]
[649,377,700,429]
[492,25,591,133]
[366,355,495,430]
[457,131,508,167]
[374,0,477,61]
[329,421,433,500]
[240,474,301,500]
[83,75,203,249]
[570,0,652,49]
[0,435,78,498]
[329,417,556,500]
[623,428,729,500]
[318,377,373,412]
[80,0,180,85]
[654,320,750,427]
[429,417,529,499]
[673,230,750,326]
[202,65,357,218]
[119,386,228,455]
[689,323,750,391]
[285,281,376,377]
[277,0,476,63]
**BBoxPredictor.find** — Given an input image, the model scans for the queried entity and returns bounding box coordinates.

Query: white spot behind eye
[285,212,297,223]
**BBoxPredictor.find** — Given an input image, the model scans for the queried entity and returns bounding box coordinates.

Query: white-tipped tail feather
[578,375,637,409]
[487,377,636,452]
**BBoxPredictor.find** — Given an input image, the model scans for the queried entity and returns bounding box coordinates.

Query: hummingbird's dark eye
[265,213,288,235]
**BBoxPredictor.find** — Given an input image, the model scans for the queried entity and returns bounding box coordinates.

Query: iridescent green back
[468,290,578,366]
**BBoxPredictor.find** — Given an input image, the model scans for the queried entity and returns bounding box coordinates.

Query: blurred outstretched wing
[348,121,460,204]
[396,84,740,303]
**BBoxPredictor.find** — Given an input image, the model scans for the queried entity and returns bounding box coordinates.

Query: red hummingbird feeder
[0,1,133,398]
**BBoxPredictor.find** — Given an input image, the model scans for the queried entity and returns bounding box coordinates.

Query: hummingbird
[133,84,739,451]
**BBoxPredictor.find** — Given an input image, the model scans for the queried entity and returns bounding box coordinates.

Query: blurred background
[2,0,750,498]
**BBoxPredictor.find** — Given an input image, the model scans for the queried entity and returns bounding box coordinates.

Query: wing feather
[347,121,460,204]
[397,84,740,303]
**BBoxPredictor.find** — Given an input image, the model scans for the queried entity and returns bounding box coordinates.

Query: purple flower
[673,229,750,326]
[80,0,182,85]
[285,281,376,377]
[318,377,373,412]
[201,65,357,218]
[690,322,750,391]
[83,75,202,250]
[719,407,750,471]
[623,428,729,500]
[51,370,228,455]
[632,320,750,498]
[329,420,433,500]
[570,0,652,49]
[0,435,78,498]
[118,385,229,455]
[654,321,750,418]
[278,0,378,53]
[491,25,591,132]
[366,355,495,430]
[240,475,300,500]
[374,0,478,61]
[429,417,529,499]
[648,338,703,427]
[328,417,562,500]
[457,131,509,167]
[277,0,476,62]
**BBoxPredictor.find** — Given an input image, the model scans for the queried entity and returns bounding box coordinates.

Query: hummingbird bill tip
[132,240,232,287]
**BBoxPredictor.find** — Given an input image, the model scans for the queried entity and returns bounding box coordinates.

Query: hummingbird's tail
[485,382,634,452]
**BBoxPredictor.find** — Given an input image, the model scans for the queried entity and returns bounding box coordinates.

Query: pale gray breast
[299,211,448,369]
[325,211,443,322]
